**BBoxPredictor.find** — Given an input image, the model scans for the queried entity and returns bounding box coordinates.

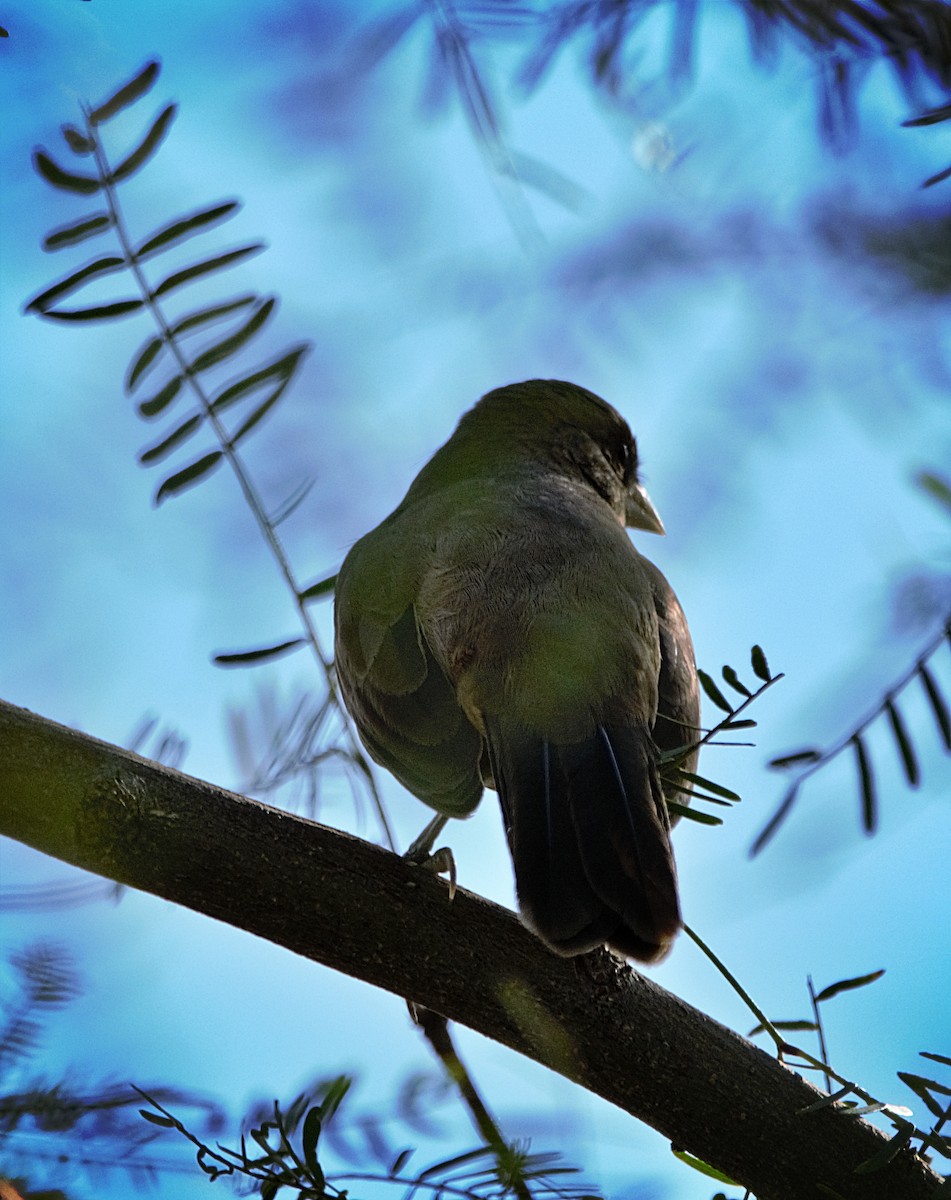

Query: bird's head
[460,379,666,535]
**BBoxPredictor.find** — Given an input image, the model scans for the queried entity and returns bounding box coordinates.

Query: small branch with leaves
[752,619,951,855]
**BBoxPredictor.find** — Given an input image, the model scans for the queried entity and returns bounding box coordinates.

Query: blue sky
[1,3,949,1197]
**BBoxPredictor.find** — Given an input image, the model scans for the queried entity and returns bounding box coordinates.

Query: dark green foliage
[754,620,951,854]
[27,59,310,514]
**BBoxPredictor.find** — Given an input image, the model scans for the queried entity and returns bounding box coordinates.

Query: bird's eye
[613,436,635,483]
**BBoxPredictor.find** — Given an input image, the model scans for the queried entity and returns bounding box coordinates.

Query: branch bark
[0,698,941,1199]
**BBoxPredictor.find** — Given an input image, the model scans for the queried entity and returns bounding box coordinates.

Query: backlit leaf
[852,734,876,834]
[41,299,144,322]
[138,375,183,418]
[109,104,177,184]
[154,450,223,505]
[188,298,275,374]
[43,213,112,251]
[32,149,100,194]
[168,295,257,338]
[136,200,240,259]
[89,60,160,125]
[768,749,822,769]
[213,639,306,667]
[139,414,203,464]
[697,669,732,713]
[666,802,721,826]
[750,644,771,680]
[300,575,337,601]
[126,336,165,393]
[26,256,126,313]
[814,969,885,1003]
[61,124,95,155]
[151,244,265,299]
[750,780,800,856]
[919,662,951,750]
[722,665,752,697]
[884,698,919,787]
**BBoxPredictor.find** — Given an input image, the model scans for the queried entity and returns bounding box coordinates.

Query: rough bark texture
[0,698,941,1199]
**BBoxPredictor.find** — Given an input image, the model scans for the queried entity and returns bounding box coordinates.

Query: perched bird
[334,379,699,962]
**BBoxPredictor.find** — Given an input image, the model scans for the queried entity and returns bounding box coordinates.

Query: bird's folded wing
[335,530,483,816]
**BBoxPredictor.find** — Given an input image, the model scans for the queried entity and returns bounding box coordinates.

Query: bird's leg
[404,813,456,898]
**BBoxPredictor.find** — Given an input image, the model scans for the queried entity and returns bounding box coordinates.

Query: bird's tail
[485,718,681,962]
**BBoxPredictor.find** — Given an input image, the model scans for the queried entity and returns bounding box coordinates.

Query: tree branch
[0,697,941,1200]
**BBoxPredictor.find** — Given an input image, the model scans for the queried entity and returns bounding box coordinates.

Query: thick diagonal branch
[0,698,940,1200]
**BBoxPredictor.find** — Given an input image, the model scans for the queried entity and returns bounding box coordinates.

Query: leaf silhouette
[154,451,224,505]
[750,644,771,681]
[168,295,257,338]
[135,201,240,260]
[43,213,113,251]
[139,414,204,465]
[138,376,183,419]
[151,244,265,300]
[32,149,99,195]
[188,298,275,374]
[41,299,145,322]
[126,336,165,393]
[884,697,919,787]
[697,669,732,713]
[26,256,127,314]
[61,124,95,155]
[852,734,876,834]
[919,663,951,749]
[110,103,177,184]
[89,60,161,125]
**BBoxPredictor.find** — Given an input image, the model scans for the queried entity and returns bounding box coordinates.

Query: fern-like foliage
[0,944,225,1195]
[25,59,393,847]
[26,59,308,508]
[137,1074,597,1200]
[753,618,951,854]
[746,968,951,1179]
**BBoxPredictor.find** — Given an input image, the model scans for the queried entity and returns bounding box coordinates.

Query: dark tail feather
[561,724,681,961]
[485,719,617,953]
[486,718,681,962]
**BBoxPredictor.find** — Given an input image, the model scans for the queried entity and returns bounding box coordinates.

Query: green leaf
[749,1018,817,1037]
[89,60,161,125]
[852,734,876,834]
[884,698,919,787]
[139,414,203,465]
[126,336,165,393]
[138,1108,177,1128]
[721,718,756,730]
[897,1071,949,1117]
[154,450,223,505]
[212,639,306,667]
[136,200,240,259]
[390,1149,412,1176]
[677,770,740,801]
[854,1121,914,1174]
[109,103,177,184]
[26,255,126,313]
[814,969,885,1003]
[750,644,771,681]
[169,294,257,337]
[749,780,801,857]
[301,1106,322,1178]
[919,663,951,750]
[318,1076,351,1122]
[188,298,275,374]
[41,299,144,322]
[697,669,732,713]
[721,665,752,697]
[923,164,951,188]
[768,748,822,769]
[666,802,722,826]
[219,345,310,445]
[915,469,951,515]
[300,574,337,601]
[138,375,183,419]
[62,124,96,155]
[32,148,100,194]
[43,212,113,251]
[151,243,265,299]
[670,1147,738,1185]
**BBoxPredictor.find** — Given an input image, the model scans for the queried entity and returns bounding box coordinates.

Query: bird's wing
[638,556,701,781]
[334,516,484,817]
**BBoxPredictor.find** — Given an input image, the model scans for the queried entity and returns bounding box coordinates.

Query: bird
[333,379,700,962]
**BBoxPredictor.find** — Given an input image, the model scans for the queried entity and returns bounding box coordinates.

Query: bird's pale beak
[625,482,666,535]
